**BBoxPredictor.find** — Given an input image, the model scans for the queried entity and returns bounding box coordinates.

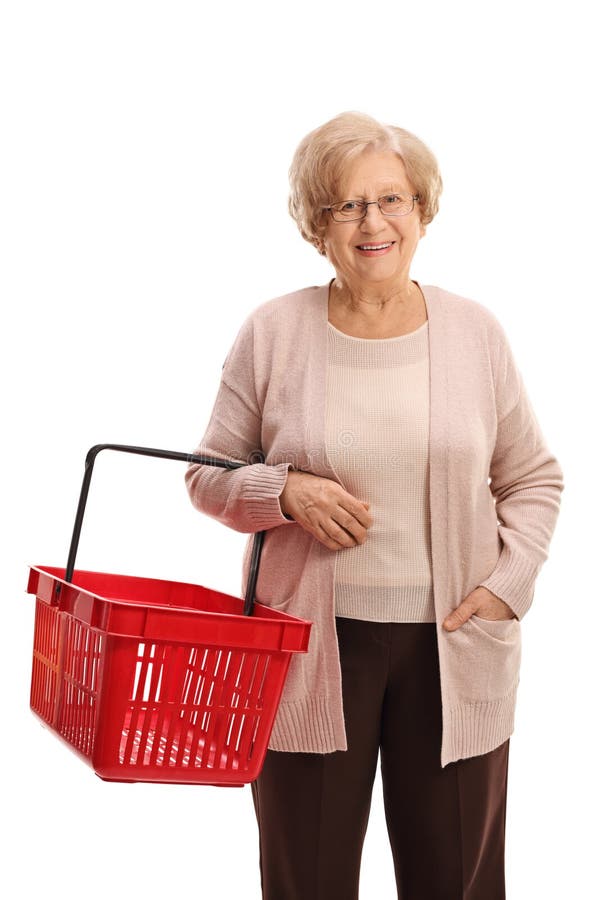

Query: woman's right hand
[279,470,373,551]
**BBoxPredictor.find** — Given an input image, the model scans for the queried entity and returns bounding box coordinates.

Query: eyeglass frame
[322,193,420,222]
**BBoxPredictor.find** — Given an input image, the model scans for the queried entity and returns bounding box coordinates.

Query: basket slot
[223,654,257,765]
[184,647,214,767]
[234,651,269,765]
[153,644,189,769]
[218,650,253,770]
[168,646,208,769]
[177,647,215,769]
[30,600,61,724]
[224,652,251,760]
[121,642,158,765]
[195,649,226,769]
[140,644,170,768]
[214,649,245,767]
[58,618,103,759]
[234,652,262,761]
[176,645,218,768]
[121,708,142,766]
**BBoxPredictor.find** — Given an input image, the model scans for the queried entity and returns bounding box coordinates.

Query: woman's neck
[330,277,423,315]
[328,278,428,339]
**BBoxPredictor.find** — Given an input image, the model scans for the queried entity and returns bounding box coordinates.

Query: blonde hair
[288,111,443,255]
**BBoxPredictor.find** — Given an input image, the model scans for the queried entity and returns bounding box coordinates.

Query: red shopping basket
[26,444,311,786]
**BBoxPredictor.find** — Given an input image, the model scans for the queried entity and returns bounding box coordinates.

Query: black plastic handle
[63,443,267,616]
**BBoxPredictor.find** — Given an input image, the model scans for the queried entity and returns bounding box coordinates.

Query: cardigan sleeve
[184,313,295,533]
[477,319,565,621]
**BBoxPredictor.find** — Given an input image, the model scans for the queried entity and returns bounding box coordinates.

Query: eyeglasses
[323,193,420,222]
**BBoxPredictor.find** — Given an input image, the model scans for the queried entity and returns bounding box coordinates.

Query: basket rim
[27,563,314,626]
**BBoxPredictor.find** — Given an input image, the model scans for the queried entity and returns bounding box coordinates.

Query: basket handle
[63,443,266,616]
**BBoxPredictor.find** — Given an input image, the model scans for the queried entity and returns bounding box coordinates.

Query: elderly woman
[185,111,564,900]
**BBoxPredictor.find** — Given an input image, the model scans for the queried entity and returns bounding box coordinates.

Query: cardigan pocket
[469,613,518,633]
[446,614,521,703]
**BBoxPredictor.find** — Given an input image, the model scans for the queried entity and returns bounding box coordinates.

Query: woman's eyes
[341,195,404,209]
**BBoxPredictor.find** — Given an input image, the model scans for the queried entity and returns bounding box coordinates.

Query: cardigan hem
[265,684,519,769]
[440,683,519,767]
[267,694,348,754]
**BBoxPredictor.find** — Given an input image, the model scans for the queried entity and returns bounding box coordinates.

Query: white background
[2,1,596,897]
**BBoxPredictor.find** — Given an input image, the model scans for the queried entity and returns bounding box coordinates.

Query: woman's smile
[355,240,396,257]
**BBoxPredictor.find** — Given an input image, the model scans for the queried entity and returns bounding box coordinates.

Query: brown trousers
[251,616,510,900]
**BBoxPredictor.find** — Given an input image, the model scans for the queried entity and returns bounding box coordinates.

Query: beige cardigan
[185,281,564,767]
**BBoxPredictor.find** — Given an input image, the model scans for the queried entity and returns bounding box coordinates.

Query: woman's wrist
[280,469,302,518]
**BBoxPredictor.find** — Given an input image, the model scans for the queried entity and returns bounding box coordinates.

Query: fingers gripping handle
[63,443,266,616]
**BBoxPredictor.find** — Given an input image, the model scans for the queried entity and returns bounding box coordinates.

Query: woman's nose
[359,203,387,231]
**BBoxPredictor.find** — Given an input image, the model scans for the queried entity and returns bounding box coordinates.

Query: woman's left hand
[442,586,517,631]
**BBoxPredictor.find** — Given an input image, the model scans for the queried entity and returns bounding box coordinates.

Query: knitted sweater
[185,281,564,768]
[326,318,435,622]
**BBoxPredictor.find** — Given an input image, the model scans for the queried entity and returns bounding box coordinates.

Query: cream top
[325,319,436,622]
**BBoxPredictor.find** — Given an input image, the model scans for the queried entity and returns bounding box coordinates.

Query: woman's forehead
[336,150,411,196]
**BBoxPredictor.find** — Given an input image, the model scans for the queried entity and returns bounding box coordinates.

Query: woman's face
[321,149,425,291]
